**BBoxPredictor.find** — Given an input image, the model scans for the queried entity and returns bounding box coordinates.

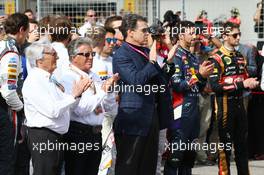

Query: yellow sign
[124,0,135,13]
[5,1,15,15]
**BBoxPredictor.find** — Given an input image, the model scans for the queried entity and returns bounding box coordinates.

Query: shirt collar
[220,46,236,57]
[33,67,51,79]
[69,64,90,77]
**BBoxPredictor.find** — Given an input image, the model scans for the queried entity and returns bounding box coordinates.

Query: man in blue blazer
[112,14,175,175]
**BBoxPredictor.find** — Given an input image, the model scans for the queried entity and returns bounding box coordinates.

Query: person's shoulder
[60,66,79,79]
[113,43,130,59]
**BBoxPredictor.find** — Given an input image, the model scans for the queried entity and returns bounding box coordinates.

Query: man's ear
[178,33,184,40]
[19,27,24,33]
[36,59,43,67]
[222,34,228,41]
[127,29,134,38]
[19,26,27,33]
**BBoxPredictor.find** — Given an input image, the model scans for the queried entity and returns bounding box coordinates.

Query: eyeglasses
[43,52,58,59]
[105,38,118,44]
[135,27,149,33]
[87,15,96,17]
[76,52,96,58]
[228,32,241,39]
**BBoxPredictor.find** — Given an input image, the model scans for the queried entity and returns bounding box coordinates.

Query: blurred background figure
[195,10,213,29]
[105,16,123,48]
[79,9,103,37]
[23,9,35,20]
[227,7,241,25]
[254,0,264,50]
[0,15,7,41]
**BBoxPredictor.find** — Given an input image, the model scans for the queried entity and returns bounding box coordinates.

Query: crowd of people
[0,2,264,175]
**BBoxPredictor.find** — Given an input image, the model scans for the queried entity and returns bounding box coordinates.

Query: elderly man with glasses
[58,38,119,175]
[22,39,89,175]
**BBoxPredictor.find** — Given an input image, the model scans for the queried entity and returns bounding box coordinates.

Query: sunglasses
[88,15,96,17]
[228,32,241,38]
[139,27,149,33]
[105,38,118,44]
[76,52,96,58]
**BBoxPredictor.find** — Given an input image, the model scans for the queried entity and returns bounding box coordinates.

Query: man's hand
[199,61,214,78]
[162,28,173,49]
[149,40,157,62]
[166,42,179,64]
[101,73,119,92]
[72,77,92,98]
[28,30,40,43]
[243,78,259,89]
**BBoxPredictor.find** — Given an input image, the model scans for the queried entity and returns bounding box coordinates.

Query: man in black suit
[112,14,175,175]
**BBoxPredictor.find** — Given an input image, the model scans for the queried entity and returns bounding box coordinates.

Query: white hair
[25,37,54,69]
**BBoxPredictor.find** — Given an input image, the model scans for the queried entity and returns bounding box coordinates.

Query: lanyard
[127,43,149,60]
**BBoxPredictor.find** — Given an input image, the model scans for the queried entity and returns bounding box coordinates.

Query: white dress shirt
[22,67,76,134]
[59,65,116,126]
[52,42,70,80]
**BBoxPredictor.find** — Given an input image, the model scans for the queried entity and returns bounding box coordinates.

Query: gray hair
[67,37,93,62]
[25,37,53,68]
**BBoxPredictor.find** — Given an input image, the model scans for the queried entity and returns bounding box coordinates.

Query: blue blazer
[113,42,174,136]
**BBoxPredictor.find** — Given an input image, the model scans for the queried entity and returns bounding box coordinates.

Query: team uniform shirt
[92,53,113,80]
[171,46,206,120]
[209,46,248,96]
[22,67,76,134]
[0,37,23,111]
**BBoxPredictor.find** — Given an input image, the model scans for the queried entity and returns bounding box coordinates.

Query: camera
[148,20,165,40]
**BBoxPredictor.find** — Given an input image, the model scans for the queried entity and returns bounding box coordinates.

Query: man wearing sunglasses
[105,16,124,47]
[89,27,116,81]
[113,14,175,175]
[209,22,259,175]
[59,38,118,175]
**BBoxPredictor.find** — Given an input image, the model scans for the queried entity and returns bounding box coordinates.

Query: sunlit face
[102,32,116,56]
[25,12,34,20]
[86,10,96,24]
[72,44,94,72]
[224,28,241,47]
[39,49,58,74]
[112,20,123,45]
[180,27,196,48]
[17,26,29,45]
[130,20,149,46]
